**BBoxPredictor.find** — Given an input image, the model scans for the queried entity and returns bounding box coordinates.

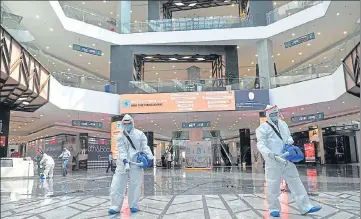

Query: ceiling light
[110,12,113,15]
[324,57,327,59]
[79,54,82,57]
[68,45,72,48]
[196,58,205,61]
[145,56,153,59]
[239,117,242,120]
[49,28,53,31]
[248,69,250,71]
[307,43,311,46]
[130,10,133,13]
[317,32,321,35]
[237,46,239,49]
[301,108,304,110]
[36,15,40,19]
[151,120,153,123]
[175,2,184,6]
[40,114,44,117]
[251,62,254,65]
[328,106,331,109]
[92,43,96,47]
[292,60,295,63]
[255,54,258,57]
[342,101,345,104]
[292,33,295,36]
[109,61,111,64]
[88,62,91,65]
[172,65,175,68]
[182,56,190,59]
[174,72,176,74]
[343,31,347,34]
[274,2,277,5]
[156,72,158,75]
[68,68,70,71]
[277,53,280,56]
[336,12,340,16]
[189,3,197,7]
[298,52,302,55]
[23,101,29,105]
[292,112,295,115]
[46,46,49,49]
[231,4,235,7]
[103,0,106,2]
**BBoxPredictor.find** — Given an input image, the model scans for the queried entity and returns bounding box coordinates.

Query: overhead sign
[72,120,103,129]
[120,91,235,114]
[235,90,269,111]
[291,112,324,123]
[72,44,103,56]
[182,121,211,128]
[284,33,315,48]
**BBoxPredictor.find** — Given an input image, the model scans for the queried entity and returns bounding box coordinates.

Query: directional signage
[182,121,211,128]
[291,112,324,123]
[72,44,103,56]
[284,33,315,48]
[72,120,103,129]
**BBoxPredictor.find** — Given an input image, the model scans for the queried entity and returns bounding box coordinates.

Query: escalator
[210,131,232,166]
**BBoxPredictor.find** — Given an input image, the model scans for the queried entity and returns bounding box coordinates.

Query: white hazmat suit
[40,153,55,178]
[109,114,154,213]
[256,105,316,215]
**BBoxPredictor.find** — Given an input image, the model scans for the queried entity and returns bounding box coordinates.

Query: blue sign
[235,90,269,111]
[291,113,324,123]
[72,44,103,56]
[182,121,211,128]
[284,33,315,48]
[72,120,103,128]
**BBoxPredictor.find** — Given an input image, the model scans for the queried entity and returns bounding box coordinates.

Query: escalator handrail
[209,131,233,165]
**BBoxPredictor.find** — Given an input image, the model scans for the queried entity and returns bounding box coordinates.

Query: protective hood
[264,105,279,123]
[122,114,135,128]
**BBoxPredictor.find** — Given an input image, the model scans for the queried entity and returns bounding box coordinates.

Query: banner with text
[235,90,269,111]
[120,91,235,114]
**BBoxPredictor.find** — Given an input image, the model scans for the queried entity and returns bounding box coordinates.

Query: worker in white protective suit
[255,105,322,217]
[39,152,55,179]
[108,114,154,215]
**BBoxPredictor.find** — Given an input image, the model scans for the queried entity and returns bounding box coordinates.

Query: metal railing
[61,4,253,33]
[266,1,323,24]
[128,77,266,94]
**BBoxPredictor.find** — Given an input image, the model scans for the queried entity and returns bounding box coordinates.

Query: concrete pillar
[116,1,131,33]
[148,0,160,20]
[356,131,360,163]
[249,1,274,26]
[256,39,275,89]
[110,46,134,94]
[225,46,239,83]
[0,105,10,157]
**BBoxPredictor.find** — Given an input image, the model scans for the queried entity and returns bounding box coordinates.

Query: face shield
[122,120,134,133]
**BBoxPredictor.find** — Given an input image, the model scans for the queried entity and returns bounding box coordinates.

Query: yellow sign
[111,121,122,159]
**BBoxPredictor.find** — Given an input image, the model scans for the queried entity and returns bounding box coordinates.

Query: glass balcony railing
[266,1,323,25]
[128,77,266,94]
[61,4,253,33]
[271,21,360,87]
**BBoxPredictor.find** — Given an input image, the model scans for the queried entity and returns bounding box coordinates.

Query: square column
[116,1,131,33]
[0,105,10,157]
[256,39,275,89]
[148,0,160,20]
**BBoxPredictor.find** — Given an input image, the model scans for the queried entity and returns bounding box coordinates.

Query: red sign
[304,143,316,162]
[0,136,6,147]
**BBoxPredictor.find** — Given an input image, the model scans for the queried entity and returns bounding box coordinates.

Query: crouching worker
[256,105,322,217]
[108,114,153,215]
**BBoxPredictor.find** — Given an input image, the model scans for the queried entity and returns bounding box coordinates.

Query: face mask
[270,116,278,122]
[124,124,133,132]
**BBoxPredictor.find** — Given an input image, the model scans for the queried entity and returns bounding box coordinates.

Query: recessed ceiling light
[237,46,239,49]
[152,66,155,69]
[174,72,176,74]
[130,10,132,13]
[251,62,254,65]
[175,2,184,6]
[68,45,72,48]
[109,61,111,64]
[40,114,44,117]
[49,28,53,31]
[317,32,321,35]
[189,3,197,7]
[336,12,340,16]
[79,54,82,57]
[292,60,295,63]
[271,55,274,58]
[343,31,347,34]
[292,112,295,115]
[82,1,85,4]
[169,58,178,61]
[298,52,302,55]
[88,62,91,65]
[255,54,258,57]
[248,69,250,71]
[307,43,311,46]
[324,57,327,59]
[36,15,40,19]
[277,53,280,56]
[301,108,304,110]
[92,43,96,47]
[328,106,331,109]
[68,68,70,71]
[46,46,49,49]
[274,2,277,5]
[342,101,345,104]
[110,12,113,14]
[292,33,295,36]
[172,65,175,68]
[156,72,158,75]
[103,0,106,2]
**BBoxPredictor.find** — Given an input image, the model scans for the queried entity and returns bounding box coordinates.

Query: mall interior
[0,0,360,218]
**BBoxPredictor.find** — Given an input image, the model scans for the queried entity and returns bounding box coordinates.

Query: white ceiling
[8,92,360,144]
[2,1,360,82]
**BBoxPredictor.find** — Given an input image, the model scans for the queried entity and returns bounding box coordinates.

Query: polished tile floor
[1,165,360,219]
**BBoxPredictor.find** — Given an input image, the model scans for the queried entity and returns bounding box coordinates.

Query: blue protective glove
[123,159,128,165]
[283,144,304,162]
[147,159,153,167]
[136,152,149,169]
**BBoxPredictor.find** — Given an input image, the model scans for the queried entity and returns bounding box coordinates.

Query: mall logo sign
[235,90,269,111]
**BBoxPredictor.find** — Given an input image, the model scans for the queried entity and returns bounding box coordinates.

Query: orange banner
[111,121,122,159]
[120,91,235,114]
[304,143,316,162]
